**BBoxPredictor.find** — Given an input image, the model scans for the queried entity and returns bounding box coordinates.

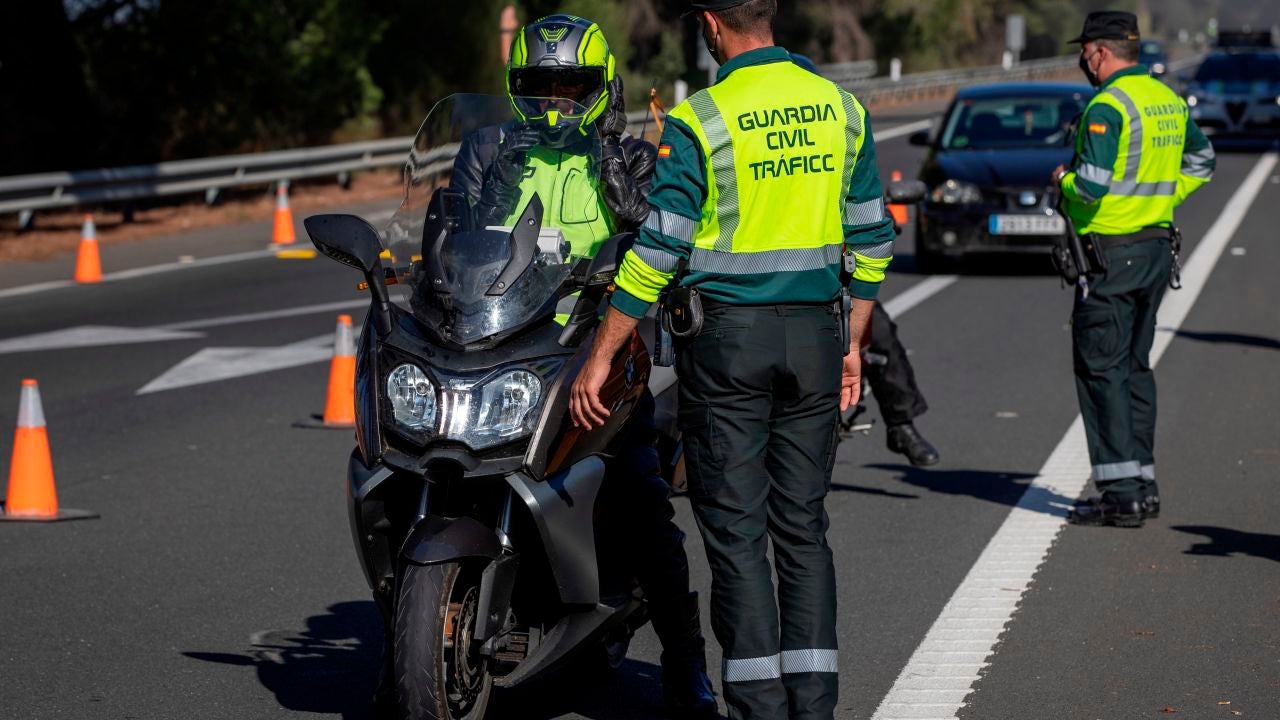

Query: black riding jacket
[451,124,658,235]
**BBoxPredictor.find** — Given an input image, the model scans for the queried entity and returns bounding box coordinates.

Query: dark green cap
[1069,11,1141,44]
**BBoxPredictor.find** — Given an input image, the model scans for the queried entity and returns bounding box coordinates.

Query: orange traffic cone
[887,170,909,226]
[74,214,102,284]
[294,315,357,430]
[271,181,297,246]
[0,380,97,522]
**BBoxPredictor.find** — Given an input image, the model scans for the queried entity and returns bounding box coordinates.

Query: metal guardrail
[819,60,878,86]
[840,54,1082,104]
[2,53,1207,227]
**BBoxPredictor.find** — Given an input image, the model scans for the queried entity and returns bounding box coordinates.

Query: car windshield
[1194,53,1280,88]
[939,93,1089,150]
[380,93,599,345]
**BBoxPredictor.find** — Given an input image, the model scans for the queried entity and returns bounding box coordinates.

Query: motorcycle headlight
[439,364,560,449]
[387,364,438,431]
[930,179,983,205]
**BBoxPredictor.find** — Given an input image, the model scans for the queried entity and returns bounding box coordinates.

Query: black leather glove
[601,139,658,231]
[597,75,629,144]
[476,123,542,226]
[489,123,542,189]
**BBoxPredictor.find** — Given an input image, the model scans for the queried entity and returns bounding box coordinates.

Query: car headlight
[388,364,438,431]
[1187,95,1198,107]
[930,179,983,205]
[1274,95,1280,107]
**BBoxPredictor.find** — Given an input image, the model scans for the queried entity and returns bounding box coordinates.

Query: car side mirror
[908,130,931,147]
[886,180,928,205]
[304,213,393,336]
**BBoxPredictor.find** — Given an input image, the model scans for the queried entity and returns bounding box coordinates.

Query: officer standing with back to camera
[570,0,896,717]
[1051,11,1214,527]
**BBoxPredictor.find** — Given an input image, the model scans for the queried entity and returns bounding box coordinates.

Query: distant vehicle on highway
[1140,40,1169,77]
[908,82,1093,271]
[1183,50,1280,139]
[1215,29,1275,50]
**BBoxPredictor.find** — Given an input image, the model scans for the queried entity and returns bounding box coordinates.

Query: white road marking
[0,280,76,300]
[0,326,205,356]
[877,119,934,142]
[136,333,335,395]
[158,299,367,331]
[871,151,1278,720]
[98,248,279,280]
[882,275,959,318]
[0,299,367,355]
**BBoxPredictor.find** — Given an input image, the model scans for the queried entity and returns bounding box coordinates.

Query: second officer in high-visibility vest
[1052,11,1214,527]
[570,1,895,717]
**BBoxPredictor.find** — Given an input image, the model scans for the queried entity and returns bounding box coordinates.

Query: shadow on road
[1173,329,1280,352]
[1172,525,1280,564]
[184,602,711,720]
[487,658,711,720]
[864,463,1076,516]
[183,600,382,719]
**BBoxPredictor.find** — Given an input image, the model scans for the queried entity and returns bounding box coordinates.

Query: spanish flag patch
[1088,122,1108,135]
[658,144,672,158]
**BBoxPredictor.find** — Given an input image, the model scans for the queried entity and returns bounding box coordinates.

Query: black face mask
[701,21,721,65]
[1079,49,1100,87]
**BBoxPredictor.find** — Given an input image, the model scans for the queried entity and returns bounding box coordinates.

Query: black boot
[1069,492,1145,528]
[1142,480,1161,519]
[887,423,940,467]
[650,591,718,719]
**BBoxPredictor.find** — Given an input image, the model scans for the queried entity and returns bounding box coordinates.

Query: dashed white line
[870,152,1279,720]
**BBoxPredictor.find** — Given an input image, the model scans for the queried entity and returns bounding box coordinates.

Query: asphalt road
[1,95,1278,720]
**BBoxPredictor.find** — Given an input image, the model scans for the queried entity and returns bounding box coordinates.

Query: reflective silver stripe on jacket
[1103,86,1179,197]
[633,244,681,273]
[1141,464,1156,481]
[643,208,697,244]
[781,649,839,674]
[688,92,739,252]
[838,89,863,201]
[851,239,894,260]
[723,654,781,683]
[689,243,843,275]
[1181,146,1215,179]
[844,197,885,226]
[1092,460,1142,481]
[1076,163,1114,186]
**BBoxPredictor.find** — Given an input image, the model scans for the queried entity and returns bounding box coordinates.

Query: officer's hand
[570,355,613,430]
[840,349,862,412]
[1051,164,1068,185]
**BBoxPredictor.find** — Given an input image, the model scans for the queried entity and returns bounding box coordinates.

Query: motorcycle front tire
[395,561,492,720]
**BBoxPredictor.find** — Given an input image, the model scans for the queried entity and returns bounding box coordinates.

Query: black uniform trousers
[1072,237,1172,496]
[866,301,929,426]
[677,303,842,720]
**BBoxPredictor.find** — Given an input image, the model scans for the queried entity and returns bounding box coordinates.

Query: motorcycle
[304,94,681,719]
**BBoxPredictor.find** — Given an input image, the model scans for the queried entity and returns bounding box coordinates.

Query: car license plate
[988,214,1065,236]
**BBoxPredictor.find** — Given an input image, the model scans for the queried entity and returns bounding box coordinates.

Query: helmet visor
[510,67,604,118]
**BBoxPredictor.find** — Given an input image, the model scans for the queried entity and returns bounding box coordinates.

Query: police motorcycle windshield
[381,94,601,346]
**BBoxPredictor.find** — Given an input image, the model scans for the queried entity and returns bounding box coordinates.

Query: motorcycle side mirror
[304,213,393,337]
[886,180,928,205]
[908,130,931,147]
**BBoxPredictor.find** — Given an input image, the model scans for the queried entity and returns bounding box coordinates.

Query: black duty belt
[700,296,836,312]
[1087,227,1172,251]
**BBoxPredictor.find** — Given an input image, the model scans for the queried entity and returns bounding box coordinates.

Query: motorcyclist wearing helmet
[450,14,718,719]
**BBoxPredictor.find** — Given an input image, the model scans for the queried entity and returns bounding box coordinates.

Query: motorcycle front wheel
[395,562,492,720]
